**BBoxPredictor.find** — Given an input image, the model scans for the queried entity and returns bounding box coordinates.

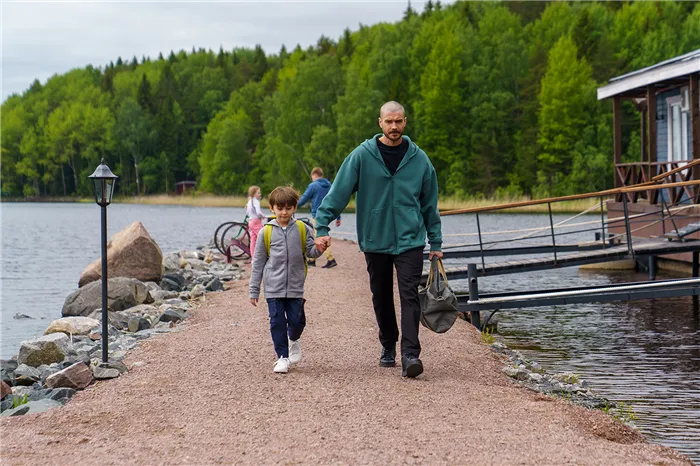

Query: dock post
[649,256,656,281]
[622,194,634,257]
[467,263,481,330]
[548,203,557,264]
[693,252,699,278]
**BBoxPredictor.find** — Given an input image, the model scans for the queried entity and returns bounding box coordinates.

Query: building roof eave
[597,50,700,100]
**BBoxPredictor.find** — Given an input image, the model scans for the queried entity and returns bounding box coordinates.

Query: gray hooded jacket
[249,219,322,300]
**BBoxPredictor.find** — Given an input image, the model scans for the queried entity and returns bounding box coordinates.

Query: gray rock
[92,364,120,380]
[150,290,179,301]
[1,404,30,416]
[144,281,162,292]
[108,311,131,330]
[28,387,76,403]
[206,277,224,292]
[62,277,153,317]
[1,360,18,372]
[17,333,70,367]
[161,272,186,291]
[25,399,64,414]
[162,253,182,272]
[158,309,189,323]
[128,316,151,333]
[528,373,544,384]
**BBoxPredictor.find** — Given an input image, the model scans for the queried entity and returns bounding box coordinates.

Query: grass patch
[116,193,607,215]
[12,394,29,409]
[481,327,496,345]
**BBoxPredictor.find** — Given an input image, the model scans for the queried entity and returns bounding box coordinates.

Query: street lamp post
[88,159,118,363]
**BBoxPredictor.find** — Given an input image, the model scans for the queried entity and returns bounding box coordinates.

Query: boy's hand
[250,298,258,307]
[335,219,341,227]
[315,236,329,252]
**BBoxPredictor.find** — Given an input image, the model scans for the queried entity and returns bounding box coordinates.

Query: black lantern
[88,159,118,363]
[89,158,118,206]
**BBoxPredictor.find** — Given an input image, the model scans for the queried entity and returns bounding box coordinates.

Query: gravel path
[0,239,692,465]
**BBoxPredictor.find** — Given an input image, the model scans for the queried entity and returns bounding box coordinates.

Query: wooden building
[597,49,700,264]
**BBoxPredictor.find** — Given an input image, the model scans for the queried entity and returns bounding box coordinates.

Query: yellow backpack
[263,220,308,276]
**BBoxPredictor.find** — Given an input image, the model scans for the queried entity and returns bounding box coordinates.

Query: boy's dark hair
[311,167,324,177]
[268,186,300,208]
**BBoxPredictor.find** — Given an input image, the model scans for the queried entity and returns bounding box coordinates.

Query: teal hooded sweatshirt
[315,135,442,254]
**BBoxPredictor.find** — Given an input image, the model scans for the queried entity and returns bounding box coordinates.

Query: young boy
[249,186,325,373]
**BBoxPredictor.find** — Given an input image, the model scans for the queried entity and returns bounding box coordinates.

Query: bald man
[314,101,443,378]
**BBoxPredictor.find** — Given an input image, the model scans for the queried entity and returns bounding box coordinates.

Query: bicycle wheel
[222,222,251,260]
[214,221,237,254]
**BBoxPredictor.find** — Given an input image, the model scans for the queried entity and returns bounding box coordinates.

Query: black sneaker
[401,355,424,378]
[308,259,316,267]
[379,346,396,367]
[321,259,338,269]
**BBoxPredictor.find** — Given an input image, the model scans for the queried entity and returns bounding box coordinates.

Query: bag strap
[296,220,308,277]
[436,258,449,286]
[263,224,273,256]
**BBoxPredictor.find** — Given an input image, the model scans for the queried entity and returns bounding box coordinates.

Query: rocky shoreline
[1,243,243,417]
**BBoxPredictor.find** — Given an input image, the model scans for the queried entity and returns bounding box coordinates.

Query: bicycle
[214,216,314,261]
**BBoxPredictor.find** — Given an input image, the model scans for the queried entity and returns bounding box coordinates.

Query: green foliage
[481,327,495,345]
[12,394,29,409]
[2,2,699,199]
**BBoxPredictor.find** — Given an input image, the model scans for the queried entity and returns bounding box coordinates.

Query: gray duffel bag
[419,257,459,333]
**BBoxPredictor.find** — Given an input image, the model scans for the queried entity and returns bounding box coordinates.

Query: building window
[666,88,690,162]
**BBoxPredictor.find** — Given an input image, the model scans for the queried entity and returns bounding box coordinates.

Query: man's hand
[250,298,258,307]
[315,236,330,252]
[335,219,341,227]
[428,250,443,260]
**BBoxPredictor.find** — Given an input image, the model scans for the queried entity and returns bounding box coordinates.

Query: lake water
[1,203,698,462]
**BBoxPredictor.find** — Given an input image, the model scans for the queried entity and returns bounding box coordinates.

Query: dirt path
[0,240,692,465]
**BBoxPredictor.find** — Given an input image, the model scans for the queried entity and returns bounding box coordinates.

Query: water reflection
[479,268,700,462]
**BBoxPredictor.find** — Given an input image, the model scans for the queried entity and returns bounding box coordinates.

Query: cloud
[1,1,447,101]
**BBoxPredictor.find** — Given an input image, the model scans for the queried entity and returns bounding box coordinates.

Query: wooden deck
[437,238,700,280]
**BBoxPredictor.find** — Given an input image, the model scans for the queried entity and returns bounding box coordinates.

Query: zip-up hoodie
[298,178,332,219]
[315,135,442,254]
[249,219,323,300]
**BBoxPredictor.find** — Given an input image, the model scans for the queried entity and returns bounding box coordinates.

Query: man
[314,101,442,378]
[298,167,341,268]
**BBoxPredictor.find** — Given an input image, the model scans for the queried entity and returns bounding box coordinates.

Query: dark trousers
[364,247,423,358]
[267,298,306,358]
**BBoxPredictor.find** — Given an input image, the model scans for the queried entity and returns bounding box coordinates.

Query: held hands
[315,236,331,253]
[250,298,258,307]
[428,250,443,260]
[335,219,341,227]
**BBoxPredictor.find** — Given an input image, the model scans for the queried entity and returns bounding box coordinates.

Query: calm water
[1,203,698,462]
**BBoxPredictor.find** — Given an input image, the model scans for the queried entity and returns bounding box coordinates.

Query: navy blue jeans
[267,298,306,358]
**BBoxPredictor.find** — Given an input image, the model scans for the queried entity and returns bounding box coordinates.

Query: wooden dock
[437,238,700,280]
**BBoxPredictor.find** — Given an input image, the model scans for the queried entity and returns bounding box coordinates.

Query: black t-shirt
[376,137,409,175]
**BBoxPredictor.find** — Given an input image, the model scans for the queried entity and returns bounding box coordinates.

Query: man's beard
[384,130,403,142]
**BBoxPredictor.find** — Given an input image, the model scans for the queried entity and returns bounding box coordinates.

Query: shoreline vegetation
[3,194,609,214]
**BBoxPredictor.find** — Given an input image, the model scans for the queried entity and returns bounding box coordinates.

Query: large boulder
[17,333,70,367]
[78,221,163,287]
[44,316,100,336]
[45,362,94,390]
[62,277,153,317]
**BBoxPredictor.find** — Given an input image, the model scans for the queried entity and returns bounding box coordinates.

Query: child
[249,186,325,373]
[245,185,265,260]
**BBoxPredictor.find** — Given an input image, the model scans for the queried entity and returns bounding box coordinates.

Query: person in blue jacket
[298,167,341,268]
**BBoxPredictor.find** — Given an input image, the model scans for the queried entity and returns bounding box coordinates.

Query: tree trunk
[70,157,78,195]
[134,160,141,197]
[61,165,67,196]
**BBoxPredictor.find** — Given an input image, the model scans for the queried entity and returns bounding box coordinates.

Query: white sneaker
[273,357,290,373]
[289,338,302,364]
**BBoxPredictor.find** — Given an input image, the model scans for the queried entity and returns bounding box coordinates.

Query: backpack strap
[296,220,308,277]
[263,224,273,257]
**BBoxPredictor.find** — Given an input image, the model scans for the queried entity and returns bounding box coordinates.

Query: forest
[2,1,700,200]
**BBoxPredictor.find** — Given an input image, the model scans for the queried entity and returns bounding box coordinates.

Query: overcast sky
[1,1,454,102]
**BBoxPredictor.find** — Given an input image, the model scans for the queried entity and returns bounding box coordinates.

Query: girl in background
[245,185,265,260]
